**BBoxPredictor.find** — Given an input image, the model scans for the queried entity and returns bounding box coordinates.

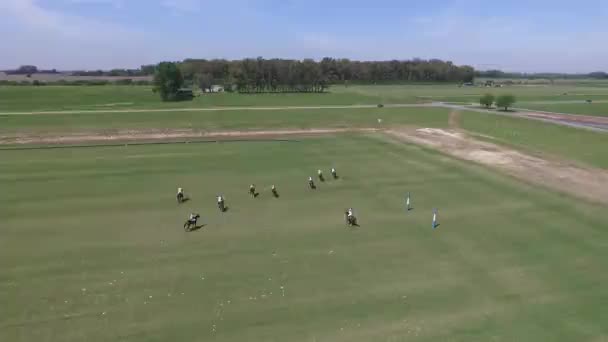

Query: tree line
[179,58,475,93]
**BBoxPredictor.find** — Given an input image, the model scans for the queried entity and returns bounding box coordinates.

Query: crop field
[2,83,608,341]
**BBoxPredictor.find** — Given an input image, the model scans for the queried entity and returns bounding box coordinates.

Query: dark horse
[344,211,358,226]
[183,214,200,231]
[309,179,316,189]
[218,200,226,212]
[176,193,184,203]
[272,188,279,198]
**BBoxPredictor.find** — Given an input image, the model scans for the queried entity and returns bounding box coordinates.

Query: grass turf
[2,135,608,341]
[518,102,608,117]
[460,110,608,169]
[3,102,607,170]
[0,107,448,135]
[3,84,608,112]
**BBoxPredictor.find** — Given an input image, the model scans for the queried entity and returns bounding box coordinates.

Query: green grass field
[518,102,608,117]
[3,135,608,342]
[3,83,608,112]
[3,103,607,169]
[460,111,608,168]
[0,107,448,135]
[3,84,608,341]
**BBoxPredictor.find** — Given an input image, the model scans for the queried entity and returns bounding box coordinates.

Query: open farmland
[2,83,608,341]
[3,83,608,112]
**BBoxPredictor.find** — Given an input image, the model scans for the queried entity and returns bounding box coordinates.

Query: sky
[0,0,607,72]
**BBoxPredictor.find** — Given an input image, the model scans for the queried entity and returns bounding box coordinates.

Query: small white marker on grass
[432,208,438,229]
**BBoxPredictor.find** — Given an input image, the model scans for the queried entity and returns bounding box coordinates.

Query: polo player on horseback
[345,208,357,226]
[184,213,200,231]
[176,187,184,203]
[271,185,278,197]
[217,195,225,212]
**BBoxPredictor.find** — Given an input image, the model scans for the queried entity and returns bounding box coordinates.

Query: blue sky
[1,0,607,72]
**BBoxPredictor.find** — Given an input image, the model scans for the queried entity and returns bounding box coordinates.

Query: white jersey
[189,214,196,220]
[217,196,223,203]
[318,169,322,175]
[309,177,313,182]
[177,188,183,194]
[271,185,276,190]
[331,168,336,174]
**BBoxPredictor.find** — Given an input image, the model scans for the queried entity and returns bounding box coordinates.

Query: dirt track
[386,128,608,205]
[0,128,379,145]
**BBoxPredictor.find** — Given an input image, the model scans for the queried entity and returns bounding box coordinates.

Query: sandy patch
[386,128,608,205]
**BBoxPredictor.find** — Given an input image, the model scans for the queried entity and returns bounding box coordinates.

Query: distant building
[211,85,224,92]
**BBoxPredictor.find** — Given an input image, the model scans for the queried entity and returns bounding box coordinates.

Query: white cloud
[0,0,152,69]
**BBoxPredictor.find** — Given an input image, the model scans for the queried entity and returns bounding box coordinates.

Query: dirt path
[0,128,379,145]
[386,127,608,205]
[439,103,608,132]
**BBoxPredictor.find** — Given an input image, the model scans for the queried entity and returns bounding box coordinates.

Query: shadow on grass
[188,224,206,232]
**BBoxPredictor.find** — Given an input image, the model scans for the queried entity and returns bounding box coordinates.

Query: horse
[176,192,184,203]
[249,186,258,198]
[272,188,279,198]
[218,200,226,212]
[183,214,200,231]
[309,180,316,189]
[344,210,357,226]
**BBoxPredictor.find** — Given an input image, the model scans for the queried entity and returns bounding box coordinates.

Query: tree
[153,62,184,101]
[16,65,38,74]
[479,94,495,108]
[195,73,213,92]
[495,94,516,111]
